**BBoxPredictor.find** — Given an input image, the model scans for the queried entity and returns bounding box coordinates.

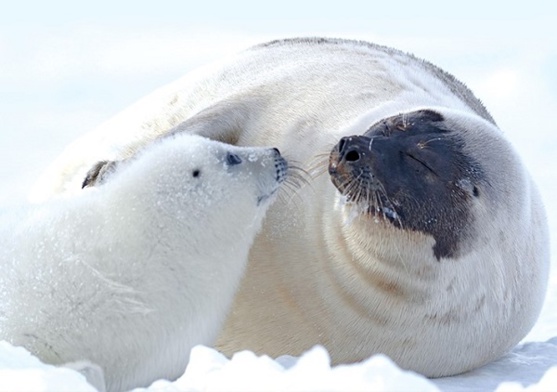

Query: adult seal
[30,38,549,377]
[1,134,287,391]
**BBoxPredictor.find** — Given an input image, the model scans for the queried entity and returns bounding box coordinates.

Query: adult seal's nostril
[344,149,360,162]
[336,136,371,164]
[338,137,349,155]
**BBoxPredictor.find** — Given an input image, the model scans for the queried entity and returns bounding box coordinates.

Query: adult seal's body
[1,134,287,391]
[30,38,549,377]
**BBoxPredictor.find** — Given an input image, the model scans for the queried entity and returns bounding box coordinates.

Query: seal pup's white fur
[1,134,287,391]
[29,38,549,377]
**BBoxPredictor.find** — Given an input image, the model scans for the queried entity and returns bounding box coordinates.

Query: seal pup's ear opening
[82,160,121,189]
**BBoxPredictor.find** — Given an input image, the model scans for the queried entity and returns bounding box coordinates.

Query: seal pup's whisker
[286,163,313,189]
[277,160,315,212]
[308,149,335,179]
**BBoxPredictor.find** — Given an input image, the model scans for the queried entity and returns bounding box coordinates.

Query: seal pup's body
[30,38,549,377]
[1,134,287,391]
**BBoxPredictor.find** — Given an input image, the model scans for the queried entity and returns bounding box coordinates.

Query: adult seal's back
[31,37,550,377]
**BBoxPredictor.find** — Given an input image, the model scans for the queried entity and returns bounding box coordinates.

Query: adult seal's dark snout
[329,136,376,193]
[329,109,486,259]
[329,135,395,220]
[31,37,549,379]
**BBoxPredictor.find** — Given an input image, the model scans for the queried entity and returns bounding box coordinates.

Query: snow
[155,345,438,392]
[0,342,96,392]
[0,339,556,392]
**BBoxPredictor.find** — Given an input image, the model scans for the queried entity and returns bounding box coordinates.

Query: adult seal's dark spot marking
[329,109,485,260]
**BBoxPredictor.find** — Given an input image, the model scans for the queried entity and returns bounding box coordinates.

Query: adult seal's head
[329,109,485,260]
[319,106,548,376]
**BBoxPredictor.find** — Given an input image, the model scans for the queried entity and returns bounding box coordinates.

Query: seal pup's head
[83,133,288,256]
[329,108,521,261]
[86,133,288,213]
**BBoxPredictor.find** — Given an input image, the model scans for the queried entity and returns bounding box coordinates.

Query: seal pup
[29,38,549,377]
[0,134,287,391]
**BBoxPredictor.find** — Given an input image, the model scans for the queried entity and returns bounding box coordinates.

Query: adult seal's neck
[323,199,440,305]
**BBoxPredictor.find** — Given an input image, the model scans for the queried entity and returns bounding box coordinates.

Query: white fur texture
[1,134,285,391]
[28,38,549,378]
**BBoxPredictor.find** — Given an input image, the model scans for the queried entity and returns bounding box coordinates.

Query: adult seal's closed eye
[0,134,287,392]
[30,37,550,378]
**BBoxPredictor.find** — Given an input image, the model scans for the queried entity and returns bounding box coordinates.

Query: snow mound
[0,341,96,392]
[138,345,438,392]
[1,340,556,392]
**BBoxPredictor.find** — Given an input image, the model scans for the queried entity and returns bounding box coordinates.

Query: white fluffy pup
[0,134,287,391]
